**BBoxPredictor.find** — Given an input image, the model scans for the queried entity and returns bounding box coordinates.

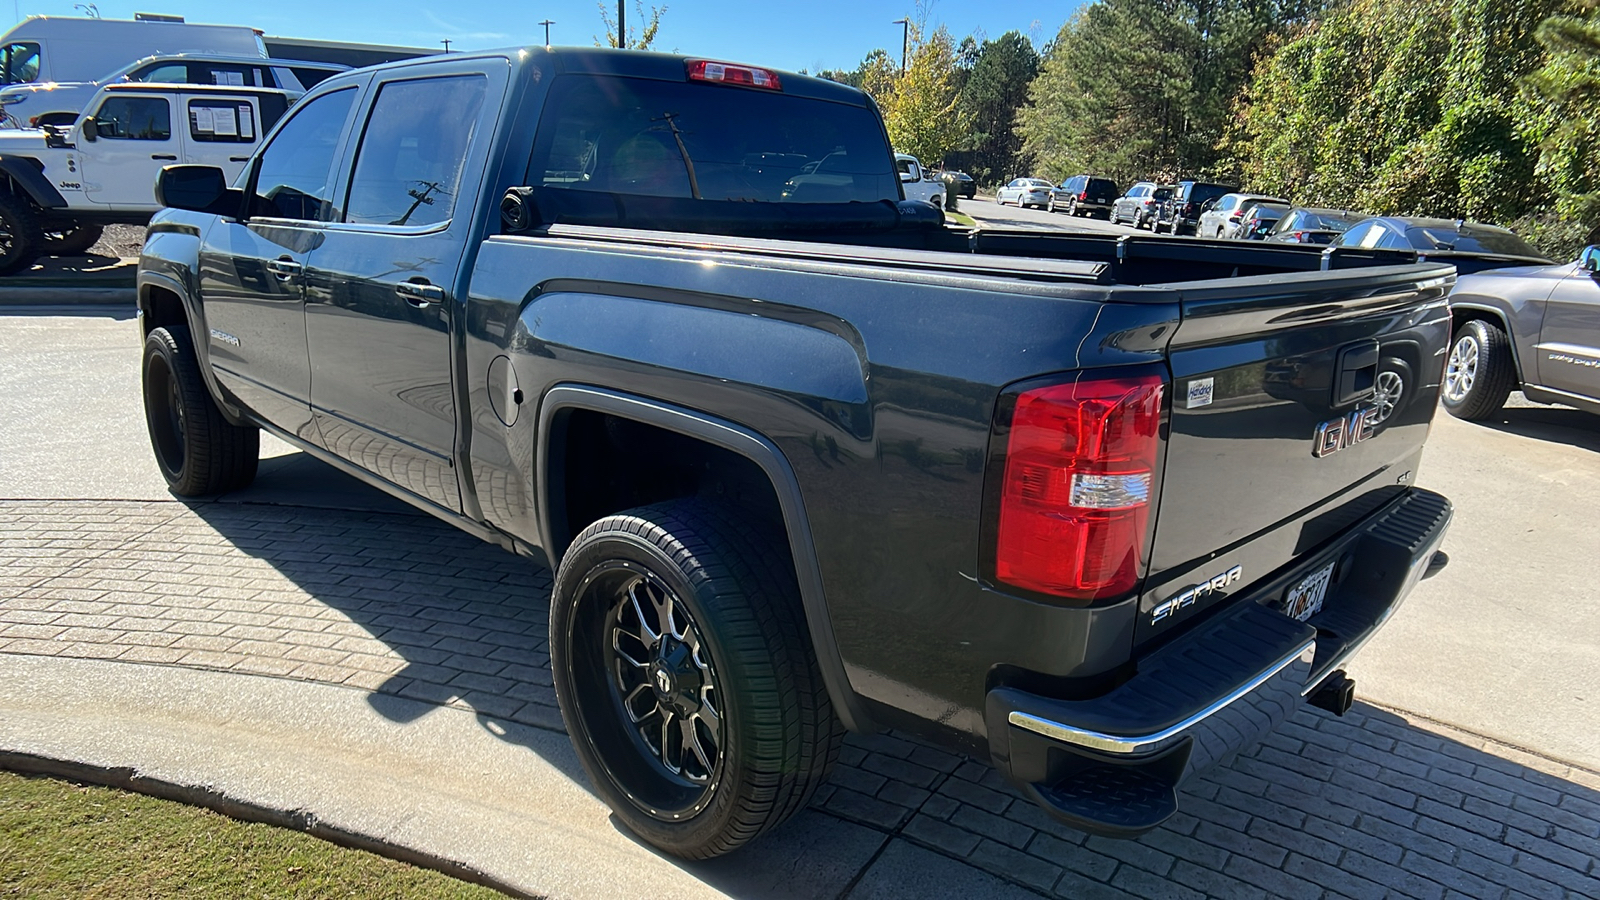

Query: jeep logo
[1312,407,1377,458]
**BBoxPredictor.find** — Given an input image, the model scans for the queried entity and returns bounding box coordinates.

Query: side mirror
[155,165,241,216]
[80,118,97,142]
[1580,245,1600,273]
[899,171,916,183]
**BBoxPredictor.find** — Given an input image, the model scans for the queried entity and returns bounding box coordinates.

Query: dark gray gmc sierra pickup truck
[136,47,1454,859]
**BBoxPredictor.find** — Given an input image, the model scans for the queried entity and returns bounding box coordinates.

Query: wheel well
[549,409,788,560]
[1449,306,1522,385]
[140,285,186,337]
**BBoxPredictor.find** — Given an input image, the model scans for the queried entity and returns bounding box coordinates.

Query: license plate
[1285,560,1336,621]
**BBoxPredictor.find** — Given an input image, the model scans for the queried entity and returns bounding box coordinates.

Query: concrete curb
[0,748,537,900]
[0,286,136,305]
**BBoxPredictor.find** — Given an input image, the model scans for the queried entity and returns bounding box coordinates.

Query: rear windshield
[524,74,897,204]
[1186,183,1233,203]
[1087,178,1116,195]
[1306,211,1361,230]
[1408,227,1544,258]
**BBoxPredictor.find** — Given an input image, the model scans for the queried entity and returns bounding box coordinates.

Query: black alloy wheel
[0,191,44,276]
[141,325,260,495]
[551,501,843,859]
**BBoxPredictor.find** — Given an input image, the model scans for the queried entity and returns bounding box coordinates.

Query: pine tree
[957,31,1039,183]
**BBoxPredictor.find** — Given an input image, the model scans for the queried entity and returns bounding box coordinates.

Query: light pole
[540,19,554,46]
[617,0,626,48]
[892,18,909,73]
[441,39,453,53]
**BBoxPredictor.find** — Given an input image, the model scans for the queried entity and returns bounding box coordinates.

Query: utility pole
[617,0,626,48]
[441,39,453,53]
[540,19,554,46]
[892,18,909,73]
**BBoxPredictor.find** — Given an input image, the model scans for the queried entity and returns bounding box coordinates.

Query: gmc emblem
[1313,407,1377,458]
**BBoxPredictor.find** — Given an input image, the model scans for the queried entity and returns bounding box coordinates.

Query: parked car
[1335,217,1552,275]
[1110,182,1172,229]
[1197,192,1290,239]
[1264,208,1363,244]
[1436,244,1599,419]
[1050,174,1117,217]
[894,153,944,208]
[996,177,1054,208]
[1,52,347,127]
[0,80,291,270]
[1157,180,1236,235]
[140,45,1454,860]
[1238,202,1289,240]
[941,169,975,198]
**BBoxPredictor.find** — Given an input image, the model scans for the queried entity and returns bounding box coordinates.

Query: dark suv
[1050,174,1118,217]
[1156,180,1236,236]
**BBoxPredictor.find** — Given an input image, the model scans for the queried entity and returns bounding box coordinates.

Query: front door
[1536,261,1600,401]
[303,70,496,513]
[199,85,361,441]
[79,91,179,210]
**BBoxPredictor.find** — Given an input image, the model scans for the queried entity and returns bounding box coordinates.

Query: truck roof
[344,46,872,109]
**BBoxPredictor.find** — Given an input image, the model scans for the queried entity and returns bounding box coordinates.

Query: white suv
[895,153,945,209]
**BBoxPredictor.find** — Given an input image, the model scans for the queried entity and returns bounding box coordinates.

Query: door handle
[266,257,302,281]
[151,154,178,160]
[395,280,446,308]
[229,156,250,162]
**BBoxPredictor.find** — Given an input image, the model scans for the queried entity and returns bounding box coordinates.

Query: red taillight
[686,60,782,90]
[1079,190,1089,200]
[995,373,1164,600]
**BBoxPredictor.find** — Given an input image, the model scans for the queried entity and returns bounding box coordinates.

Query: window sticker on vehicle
[1187,377,1214,409]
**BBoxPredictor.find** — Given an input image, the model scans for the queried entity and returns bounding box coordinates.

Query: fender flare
[0,155,68,209]
[536,384,873,734]
[1448,301,1526,383]
[136,270,250,425]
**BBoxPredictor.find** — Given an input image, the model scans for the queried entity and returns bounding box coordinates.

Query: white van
[0,16,264,87]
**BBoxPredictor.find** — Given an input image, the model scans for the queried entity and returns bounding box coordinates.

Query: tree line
[820,0,1600,255]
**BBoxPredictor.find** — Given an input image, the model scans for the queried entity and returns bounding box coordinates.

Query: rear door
[198,84,362,440]
[1137,265,1454,648]
[1536,265,1600,400]
[178,92,264,184]
[301,62,504,513]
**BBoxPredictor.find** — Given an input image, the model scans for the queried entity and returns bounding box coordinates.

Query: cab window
[92,97,171,140]
[1,43,40,85]
[251,87,357,221]
[188,99,257,143]
[343,75,488,227]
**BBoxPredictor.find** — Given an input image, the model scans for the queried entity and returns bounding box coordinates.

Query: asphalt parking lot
[2,310,1598,899]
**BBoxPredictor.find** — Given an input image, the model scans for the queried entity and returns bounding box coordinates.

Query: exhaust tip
[1308,670,1355,717]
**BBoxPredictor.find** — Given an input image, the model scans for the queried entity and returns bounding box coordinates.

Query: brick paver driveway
[3,497,1598,899]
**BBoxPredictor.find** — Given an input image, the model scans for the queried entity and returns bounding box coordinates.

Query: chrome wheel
[1445,335,1478,403]
[1371,369,1404,424]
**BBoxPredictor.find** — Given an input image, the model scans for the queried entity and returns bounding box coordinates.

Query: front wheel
[0,191,44,276]
[142,325,260,495]
[1047,197,1056,213]
[1442,320,1515,420]
[551,501,843,859]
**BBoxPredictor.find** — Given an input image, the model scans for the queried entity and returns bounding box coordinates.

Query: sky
[4,0,1073,75]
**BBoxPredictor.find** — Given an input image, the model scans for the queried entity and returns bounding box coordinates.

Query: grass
[0,771,508,899]
[945,209,979,228]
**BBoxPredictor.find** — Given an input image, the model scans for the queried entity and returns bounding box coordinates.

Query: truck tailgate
[1138,264,1454,648]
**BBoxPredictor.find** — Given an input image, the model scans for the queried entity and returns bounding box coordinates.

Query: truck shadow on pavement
[134,456,1599,899]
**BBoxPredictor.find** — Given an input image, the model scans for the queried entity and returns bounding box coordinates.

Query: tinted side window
[344,75,488,227]
[1,42,40,85]
[94,97,170,140]
[134,63,188,83]
[252,87,356,222]
[188,99,257,143]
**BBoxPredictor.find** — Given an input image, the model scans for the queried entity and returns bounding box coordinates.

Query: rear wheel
[1442,320,1515,421]
[551,501,844,859]
[45,222,104,257]
[142,325,260,495]
[0,191,44,276]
